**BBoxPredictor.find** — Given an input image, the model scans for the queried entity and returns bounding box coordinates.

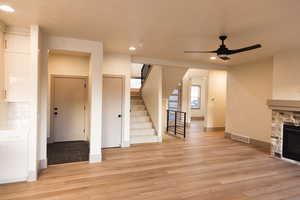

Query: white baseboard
[122,140,130,148]
[39,159,48,169]
[89,153,102,163]
[0,177,27,184]
[27,170,37,182]
[157,136,163,143]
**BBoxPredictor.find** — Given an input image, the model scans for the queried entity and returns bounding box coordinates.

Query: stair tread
[131,121,151,124]
[130,135,160,144]
[130,135,157,138]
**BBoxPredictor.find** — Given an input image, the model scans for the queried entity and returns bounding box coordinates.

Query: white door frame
[103,74,125,147]
[39,37,103,173]
[50,75,89,142]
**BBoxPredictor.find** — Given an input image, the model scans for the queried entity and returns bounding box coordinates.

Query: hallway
[1,122,300,200]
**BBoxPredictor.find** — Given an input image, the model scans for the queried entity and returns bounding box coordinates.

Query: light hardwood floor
[1,121,300,200]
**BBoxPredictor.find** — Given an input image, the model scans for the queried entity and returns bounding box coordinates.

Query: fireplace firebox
[283,124,300,162]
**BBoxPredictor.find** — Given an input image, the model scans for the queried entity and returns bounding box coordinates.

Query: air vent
[231,134,250,144]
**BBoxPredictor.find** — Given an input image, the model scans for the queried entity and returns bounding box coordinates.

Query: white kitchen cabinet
[4,52,32,102]
[3,33,32,102]
[4,34,30,53]
[0,129,28,184]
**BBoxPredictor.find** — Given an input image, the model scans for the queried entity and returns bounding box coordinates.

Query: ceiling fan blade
[184,50,217,54]
[227,44,261,55]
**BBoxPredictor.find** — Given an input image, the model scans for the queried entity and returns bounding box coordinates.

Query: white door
[53,77,87,142]
[102,76,123,148]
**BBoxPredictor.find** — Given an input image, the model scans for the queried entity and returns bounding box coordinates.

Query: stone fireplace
[268,100,300,163]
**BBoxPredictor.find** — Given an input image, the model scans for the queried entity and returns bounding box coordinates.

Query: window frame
[190,85,201,109]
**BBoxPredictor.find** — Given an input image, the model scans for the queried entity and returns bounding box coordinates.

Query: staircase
[130,90,159,144]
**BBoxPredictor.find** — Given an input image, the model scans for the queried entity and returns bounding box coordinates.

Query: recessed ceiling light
[129,46,136,51]
[0,5,15,12]
[210,56,216,60]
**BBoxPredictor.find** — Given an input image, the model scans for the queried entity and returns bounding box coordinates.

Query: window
[191,85,201,109]
[168,102,178,108]
[130,78,142,89]
[172,89,179,95]
[169,95,178,101]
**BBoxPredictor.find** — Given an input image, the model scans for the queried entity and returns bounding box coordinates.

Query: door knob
[118,114,122,118]
[54,107,58,111]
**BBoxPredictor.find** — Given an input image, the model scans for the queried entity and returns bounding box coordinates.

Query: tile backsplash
[0,102,31,129]
[0,101,8,128]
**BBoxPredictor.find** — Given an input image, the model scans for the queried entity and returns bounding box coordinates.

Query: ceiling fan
[184,35,262,61]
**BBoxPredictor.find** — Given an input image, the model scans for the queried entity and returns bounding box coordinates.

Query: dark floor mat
[47,141,89,165]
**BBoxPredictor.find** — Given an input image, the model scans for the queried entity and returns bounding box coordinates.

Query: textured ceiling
[1,0,300,66]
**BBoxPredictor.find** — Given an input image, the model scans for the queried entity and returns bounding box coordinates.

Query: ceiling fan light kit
[184,35,262,61]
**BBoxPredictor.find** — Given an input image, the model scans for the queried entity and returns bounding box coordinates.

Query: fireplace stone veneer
[268,100,300,161]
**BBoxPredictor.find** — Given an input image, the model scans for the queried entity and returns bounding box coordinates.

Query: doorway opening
[181,69,227,138]
[47,50,90,165]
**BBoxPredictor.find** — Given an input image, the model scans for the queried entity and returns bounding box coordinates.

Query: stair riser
[131,108,146,111]
[130,131,155,136]
[130,136,159,144]
[130,129,155,135]
[130,111,147,117]
[131,99,143,103]
[131,95,142,98]
[130,117,150,122]
[131,102,143,105]
[131,105,145,108]
[130,101,144,106]
[131,123,152,129]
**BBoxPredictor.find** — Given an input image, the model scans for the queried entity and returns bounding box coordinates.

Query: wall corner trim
[27,170,38,182]
[89,153,102,163]
[122,141,130,148]
[39,159,48,170]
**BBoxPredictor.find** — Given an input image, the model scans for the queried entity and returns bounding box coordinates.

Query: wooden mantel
[267,99,300,112]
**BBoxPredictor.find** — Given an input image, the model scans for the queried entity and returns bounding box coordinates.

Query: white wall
[131,63,143,78]
[48,53,90,76]
[226,58,273,143]
[0,23,7,128]
[162,66,188,98]
[181,74,192,123]
[102,53,131,147]
[273,50,300,100]
[206,70,227,128]
[142,65,163,139]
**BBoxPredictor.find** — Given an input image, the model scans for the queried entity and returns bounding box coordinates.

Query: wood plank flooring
[1,121,300,200]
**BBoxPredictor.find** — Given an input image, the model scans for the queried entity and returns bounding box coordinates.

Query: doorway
[102,75,123,148]
[48,75,89,165]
